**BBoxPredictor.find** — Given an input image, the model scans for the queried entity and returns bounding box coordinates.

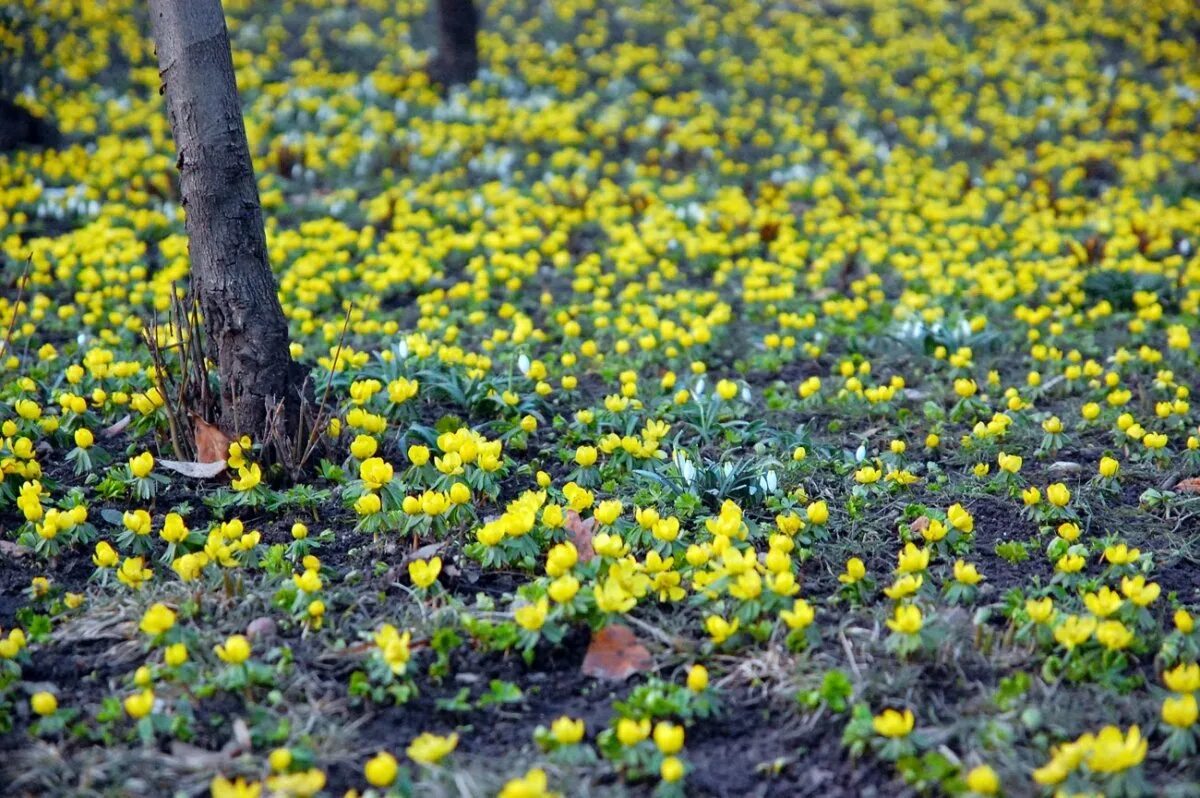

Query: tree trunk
[430,0,479,87]
[148,0,305,446]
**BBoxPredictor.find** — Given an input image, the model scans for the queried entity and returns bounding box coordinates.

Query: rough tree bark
[429,0,479,87]
[148,0,306,445]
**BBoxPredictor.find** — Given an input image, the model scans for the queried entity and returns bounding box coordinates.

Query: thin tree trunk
[148,0,305,445]
[430,0,479,87]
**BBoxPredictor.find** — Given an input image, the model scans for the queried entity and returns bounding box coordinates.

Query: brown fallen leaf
[193,415,232,464]
[565,509,596,563]
[909,516,930,534]
[101,414,131,439]
[158,458,227,478]
[1176,477,1200,494]
[582,623,653,681]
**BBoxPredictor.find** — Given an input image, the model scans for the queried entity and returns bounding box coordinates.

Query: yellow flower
[1053,615,1096,650]
[210,776,262,798]
[215,634,251,664]
[1098,456,1119,477]
[1176,609,1195,634]
[1055,553,1085,573]
[686,664,708,692]
[594,499,622,525]
[164,643,189,667]
[1085,725,1146,773]
[1162,693,1198,728]
[997,452,1022,473]
[780,598,815,630]
[550,716,585,745]
[1104,543,1140,565]
[896,542,929,573]
[408,556,442,589]
[30,691,57,716]
[364,751,398,787]
[139,603,176,635]
[350,434,377,459]
[515,598,549,631]
[855,465,881,484]
[359,457,394,490]
[716,379,738,400]
[661,756,684,783]
[1083,587,1122,617]
[1163,662,1200,693]
[74,428,94,449]
[1095,619,1134,650]
[1022,487,1041,506]
[872,708,914,738]
[616,717,651,746]
[838,557,866,584]
[575,445,598,467]
[946,503,973,533]
[406,732,458,765]
[964,764,999,795]
[883,574,923,600]
[124,689,155,718]
[498,768,559,798]
[953,560,983,585]
[652,721,684,754]
[1120,575,1160,606]
[806,500,829,524]
[231,463,261,491]
[408,445,430,466]
[129,451,154,478]
[1045,482,1071,507]
[705,615,739,644]
[354,492,381,515]
[886,604,923,635]
[93,540,119,568]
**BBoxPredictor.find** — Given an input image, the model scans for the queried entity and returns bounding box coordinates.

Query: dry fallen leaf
[193,415,233,464]
[158,458,227,478]
[101,414,131,439]
[582,623,653,681]
[909,516,930,534]
[1176,477,1200,494]
[565,509,596,563]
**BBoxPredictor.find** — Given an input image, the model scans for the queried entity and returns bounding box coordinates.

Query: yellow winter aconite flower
[231,463,261,491]
[408,556,441,589]
[375,625,412,675]
[896,542,929,574]
[515,598,549,631]
[653,721,684,754]
[1163,663,1200,693]
[1083,587,1122,617]
[886,604,923,634]
[964,764,999,795]
[872,708,914,738]
[1095,619,1134,650]
[210,776,262,798]
[1045,483,1071,507]
[687,664,709,692]
[214,634,251,664]
[359,457,393,489]
[838,557,866,584]
[1162,693,1198,728]
[780,598,815,630]
[406,732,458,765]
[705,615,739,644]
[139,603,176,635]
[1098,456,1119,477]
[953,560,982,585]
[1177,609,1195,634]
[550,716,585,745]
[574,445,597,467]
[30,691,57,716]
[363,751,398,787]
[946,503,973,533]
[498,768,559,798]
[128,451,154,477]
[1085,725,1146,773]
[1104,543,1140,565]
[123,689,155,719]
[1054,615,1097,650]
